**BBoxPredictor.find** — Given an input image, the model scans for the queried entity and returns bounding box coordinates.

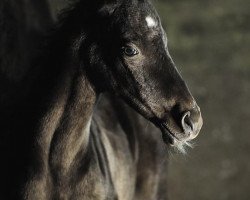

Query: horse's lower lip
[161,129,175,145]
[158,123,179,145]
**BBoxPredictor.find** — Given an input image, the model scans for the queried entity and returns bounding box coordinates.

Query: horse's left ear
[98,0,119,16]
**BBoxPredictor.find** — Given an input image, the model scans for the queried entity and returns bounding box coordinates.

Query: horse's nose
[181,105,202,139]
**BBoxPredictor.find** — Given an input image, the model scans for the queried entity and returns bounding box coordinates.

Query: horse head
[70,0,203,151]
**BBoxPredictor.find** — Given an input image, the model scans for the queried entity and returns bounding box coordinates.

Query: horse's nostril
[181,111,194,134]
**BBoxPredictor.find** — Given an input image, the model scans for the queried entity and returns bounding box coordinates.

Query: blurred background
[49,0,250,199]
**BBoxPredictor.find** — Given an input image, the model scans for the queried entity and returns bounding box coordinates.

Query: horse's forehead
[113,2,164,40]
[119,7,160,31]
[117,1,157,22]
[145,16,157,28]
[128,14,161,38]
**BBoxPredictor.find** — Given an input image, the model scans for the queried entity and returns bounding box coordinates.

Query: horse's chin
[160,125,193,154]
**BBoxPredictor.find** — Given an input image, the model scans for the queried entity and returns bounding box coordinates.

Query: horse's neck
[23,54,97,182]
[46,70,96,175]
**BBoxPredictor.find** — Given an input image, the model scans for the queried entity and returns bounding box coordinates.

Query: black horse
[0,0,202,199]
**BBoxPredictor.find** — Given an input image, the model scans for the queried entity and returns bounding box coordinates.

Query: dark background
[52,0,250,199]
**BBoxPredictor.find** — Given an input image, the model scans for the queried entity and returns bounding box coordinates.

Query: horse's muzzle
[157,102,203,146]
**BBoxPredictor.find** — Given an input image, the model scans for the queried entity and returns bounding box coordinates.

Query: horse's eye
[122,46,139,57]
